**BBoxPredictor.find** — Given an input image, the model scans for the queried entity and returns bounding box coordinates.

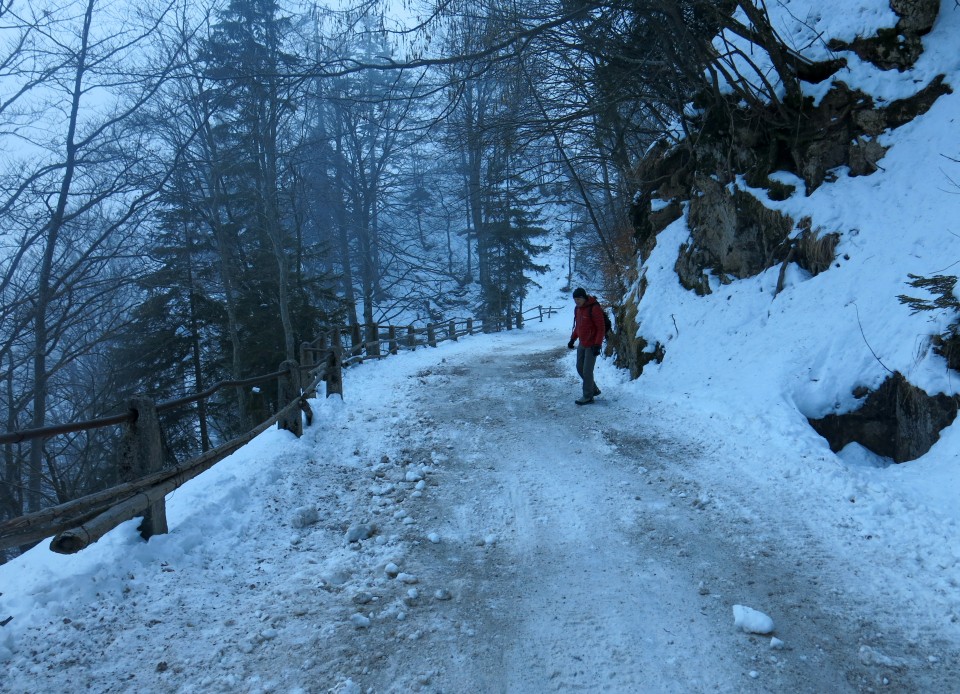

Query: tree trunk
[29,0,94,512]
[185,227,210,453]
[3,352,21,519]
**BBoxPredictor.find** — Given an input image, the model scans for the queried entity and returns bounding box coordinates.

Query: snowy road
[2,320,959,693]
[373,335,958,693]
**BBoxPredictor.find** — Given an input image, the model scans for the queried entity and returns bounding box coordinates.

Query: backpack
[594,303,612,338]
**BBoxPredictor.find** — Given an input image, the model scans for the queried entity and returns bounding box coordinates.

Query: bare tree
[0,0,188,513]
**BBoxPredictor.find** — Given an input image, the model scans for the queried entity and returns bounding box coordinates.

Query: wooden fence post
[351,323,363,359]
[278,360,303,437]
[117,396,168,541]
[448,319,457,341]
[368,322,381,357]
[467,318,474,335]
[299,341,313,371]
[388,326,398,355]
[407,325,416,350]
[330,326,341,354]
[300,341,315,398]
[427,323,437,347]
[326,347,343,398]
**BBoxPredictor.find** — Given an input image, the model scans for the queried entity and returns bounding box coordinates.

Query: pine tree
[480,178,551,324]
[111,184,228,459]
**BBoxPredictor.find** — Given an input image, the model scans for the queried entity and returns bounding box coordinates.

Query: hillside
[621,3,960,470]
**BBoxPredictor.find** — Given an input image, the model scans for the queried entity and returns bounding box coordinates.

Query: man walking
[567,287,606,405]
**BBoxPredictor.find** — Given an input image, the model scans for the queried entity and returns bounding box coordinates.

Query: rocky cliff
[616,0,957,462]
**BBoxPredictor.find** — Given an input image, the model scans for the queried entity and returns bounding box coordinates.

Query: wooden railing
[0,305,560,556]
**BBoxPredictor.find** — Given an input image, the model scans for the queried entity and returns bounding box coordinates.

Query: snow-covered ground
[4,1,960,692]
[2,306,959,692]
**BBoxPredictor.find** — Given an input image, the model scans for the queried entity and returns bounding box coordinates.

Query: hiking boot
[593,386,601,396]
[575,396,595,405]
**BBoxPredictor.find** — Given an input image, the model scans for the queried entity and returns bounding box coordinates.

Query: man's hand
[567,340,576,349]
[592,346,601,356]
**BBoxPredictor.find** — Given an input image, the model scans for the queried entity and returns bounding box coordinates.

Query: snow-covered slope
[631,3,960,506]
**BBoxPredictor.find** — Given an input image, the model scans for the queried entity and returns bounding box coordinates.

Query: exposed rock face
[933,331,960,371]
[628,75,951,300]
[631,142,692,263]
[791,77,949,191]
[808,373,958,463]
[612,279,665,379]
[677,176,794,295]
[828,0,940,71]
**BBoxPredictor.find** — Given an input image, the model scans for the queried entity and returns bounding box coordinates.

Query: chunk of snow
[859,645,905,668]
[290,505,318,528]
[732,604,775,634]
[345,523,375,543]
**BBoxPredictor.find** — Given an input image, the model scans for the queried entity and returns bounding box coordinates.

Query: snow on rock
[346,523,376,543]
[289,504,318,528]
[732,604,776,634]
[331,679,361,694]
[350,613,371,628]
[859,645,907,668]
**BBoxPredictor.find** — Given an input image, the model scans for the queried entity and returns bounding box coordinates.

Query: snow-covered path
[395,344,746,691]
[379,331,957,693]
[2,317,959,693]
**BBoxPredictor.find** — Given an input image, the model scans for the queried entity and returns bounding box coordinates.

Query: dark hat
[572,287,587,298]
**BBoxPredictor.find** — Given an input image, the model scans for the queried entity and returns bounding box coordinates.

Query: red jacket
[571,296,606,348]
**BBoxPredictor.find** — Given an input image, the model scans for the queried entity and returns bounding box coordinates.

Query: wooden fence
[0,305,559,556]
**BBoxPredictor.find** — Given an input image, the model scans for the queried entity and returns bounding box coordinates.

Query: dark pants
[576,346,598,398]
